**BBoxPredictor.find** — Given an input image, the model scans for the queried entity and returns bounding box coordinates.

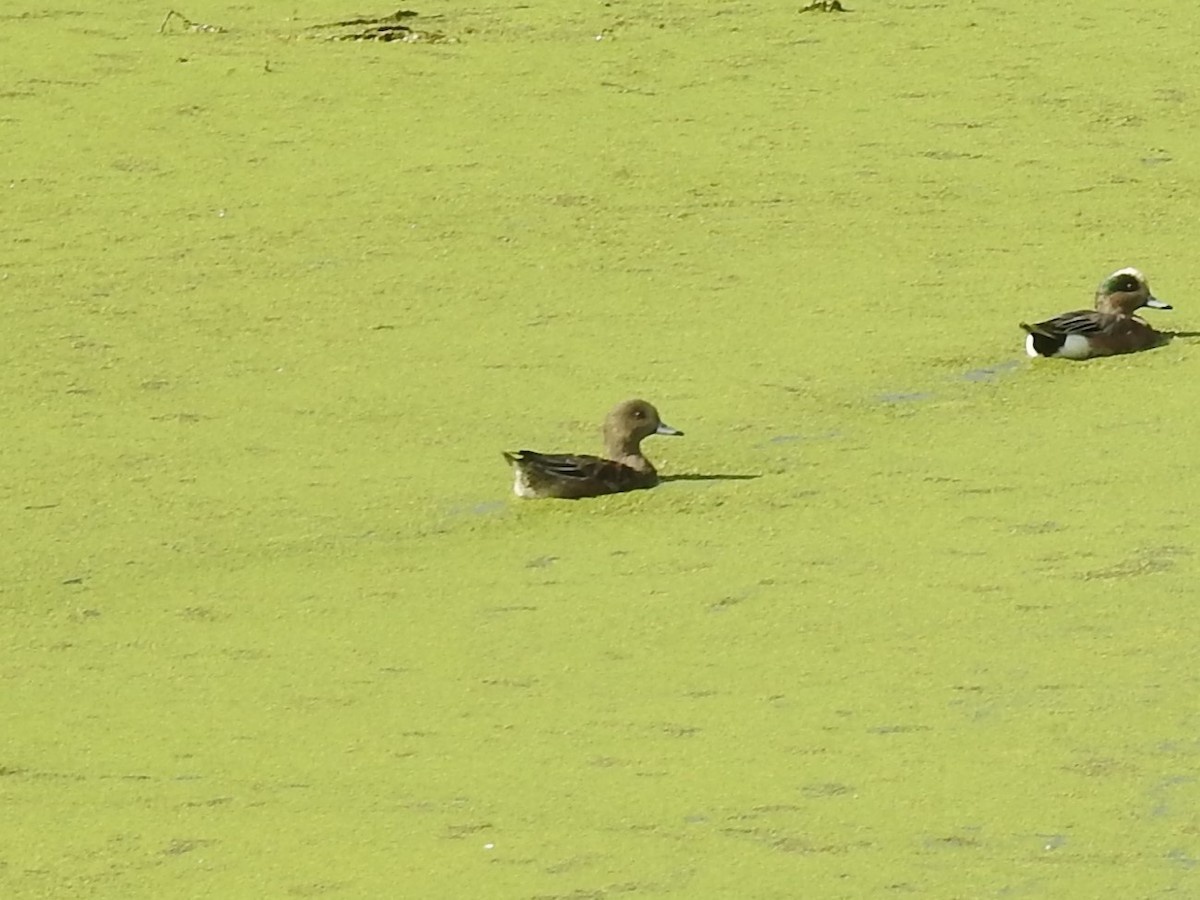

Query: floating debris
[309,9,453,43]
[317,10,419,29]
[159,9,226,34]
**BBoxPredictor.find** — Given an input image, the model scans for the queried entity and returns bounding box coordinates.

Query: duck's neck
[605,436,655,473]
[1095,295,1137,316]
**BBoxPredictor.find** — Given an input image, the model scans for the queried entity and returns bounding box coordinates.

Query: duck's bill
[1146,296,1172,309]
[656,422,684,436]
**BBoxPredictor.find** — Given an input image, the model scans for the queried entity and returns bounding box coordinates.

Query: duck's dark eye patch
[1112,275,1139,292]
[633,409,645,418]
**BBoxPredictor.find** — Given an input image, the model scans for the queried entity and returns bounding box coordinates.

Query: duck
[1021,267,1171,359]
[503,399,683,499]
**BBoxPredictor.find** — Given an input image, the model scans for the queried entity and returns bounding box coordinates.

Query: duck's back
[504,450,658,499]
[1021,310,1162,359]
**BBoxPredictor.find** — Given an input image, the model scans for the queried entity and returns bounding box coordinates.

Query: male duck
[503,399,683,499]
[1021,267,1171,359]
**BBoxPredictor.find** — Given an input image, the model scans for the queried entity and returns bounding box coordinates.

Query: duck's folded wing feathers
[1029,310,1112,336]
[512,451,609,481]
[506,450,652,496]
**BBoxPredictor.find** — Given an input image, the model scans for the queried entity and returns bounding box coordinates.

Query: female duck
[1021,267,1171,359]
[504,399,683,499]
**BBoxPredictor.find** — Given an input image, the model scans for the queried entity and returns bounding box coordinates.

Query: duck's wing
[506,450,608,479]
[1021,309,1114,336]
[503,450,652,498]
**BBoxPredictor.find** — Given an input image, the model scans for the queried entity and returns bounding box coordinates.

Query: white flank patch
[512,470,536,498]
[1027,332,1092,359]
[1057,334,1092,359]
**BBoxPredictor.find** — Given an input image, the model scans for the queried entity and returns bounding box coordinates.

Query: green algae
[3,1,1200,897]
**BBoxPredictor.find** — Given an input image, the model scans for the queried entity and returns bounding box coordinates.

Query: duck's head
[604,399,683,450]
[1095,267,1172,315]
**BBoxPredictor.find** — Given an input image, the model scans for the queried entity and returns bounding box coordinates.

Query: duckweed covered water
[4,2,1199,897]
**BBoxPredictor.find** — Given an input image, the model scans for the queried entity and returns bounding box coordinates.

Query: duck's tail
[1019,322,1066,358]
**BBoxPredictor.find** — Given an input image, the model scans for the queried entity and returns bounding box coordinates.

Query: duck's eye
[633,409,645,419]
